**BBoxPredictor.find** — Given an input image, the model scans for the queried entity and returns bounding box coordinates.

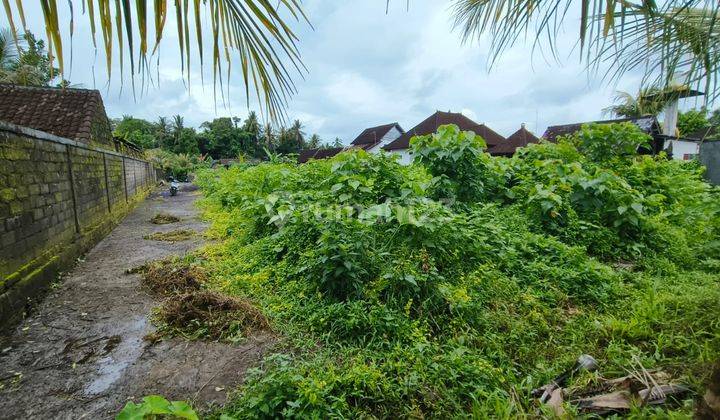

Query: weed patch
[150,213,181,224]
[155,290,269,341]
[143,229,196,242]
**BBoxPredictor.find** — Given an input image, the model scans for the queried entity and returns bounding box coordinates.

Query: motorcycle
[169,180,179,196]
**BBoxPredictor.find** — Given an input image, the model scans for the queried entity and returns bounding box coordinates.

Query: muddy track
[0,185,273,420]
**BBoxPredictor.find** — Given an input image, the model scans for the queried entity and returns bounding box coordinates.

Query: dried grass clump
[143,261,206,295]
[150,213,181,224]
[143,229,196,242]
[156,291,270,340]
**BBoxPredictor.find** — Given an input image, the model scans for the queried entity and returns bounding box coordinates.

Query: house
[297,111,508,165]
[0,84,114,149]
[350,122,404,152]
[489,124,540,156]
[382,111,506,164]
[542,115,717,160]
[667,126,720,161]
[298,147,346,163]
[542,116,666,154]
[298,123,404,163]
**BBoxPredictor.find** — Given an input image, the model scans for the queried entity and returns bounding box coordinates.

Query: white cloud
[1,2,659,143]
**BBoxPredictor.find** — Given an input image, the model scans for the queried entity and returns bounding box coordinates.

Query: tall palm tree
[451,1,720,102]
[243,111,261,137]
[2,1,310,120]
[289,119,305,148]
[307,133,321,148]
[0,29,19,70]
[602,88,678,118]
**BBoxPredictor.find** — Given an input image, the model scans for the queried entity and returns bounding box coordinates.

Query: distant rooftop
[350,123,404,146]
[298,147,346,163]
[383,111,506,151]
[542,116,661,142]
[490,125,540,156]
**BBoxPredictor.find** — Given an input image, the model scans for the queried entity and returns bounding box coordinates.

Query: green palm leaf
[2,0,309,120]
[450,0,720,102]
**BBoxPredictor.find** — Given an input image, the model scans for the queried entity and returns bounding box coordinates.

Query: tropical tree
[7,1,718,116]
[0,29,18,69]
[307,134,322,148]
[155,116,172,149]
[0,29,57,86]
[602,88,678,118]
[242,111,261,138]
[113,115,157,149]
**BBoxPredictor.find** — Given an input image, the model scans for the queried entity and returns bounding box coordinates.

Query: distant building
[350,122,404,152]
[542,116,666,155]
[383,111,506,164]
[489,124,540,156]
[298,147,346,163]
[542,115,716,160]
[298,111,509,165]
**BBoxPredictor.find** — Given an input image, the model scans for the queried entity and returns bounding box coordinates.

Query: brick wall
[0,122,156,330]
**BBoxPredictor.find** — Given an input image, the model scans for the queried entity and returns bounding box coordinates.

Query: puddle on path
[84,316,148,395]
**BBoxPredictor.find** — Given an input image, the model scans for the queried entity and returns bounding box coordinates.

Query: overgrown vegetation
[190,123,719,418]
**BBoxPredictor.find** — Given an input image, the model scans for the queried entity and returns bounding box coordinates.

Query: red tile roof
[0,84,112,145]
[350,122,404,146]
[489,125,540,156]
[382,111,505,151]
[298,147,346,163]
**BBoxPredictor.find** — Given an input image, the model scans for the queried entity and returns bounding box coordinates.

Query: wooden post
[65,145,81,233]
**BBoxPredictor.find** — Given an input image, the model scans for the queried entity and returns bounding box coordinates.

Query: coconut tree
[1,1,309,120]
[602,88,679,118]
[0,29,19,69]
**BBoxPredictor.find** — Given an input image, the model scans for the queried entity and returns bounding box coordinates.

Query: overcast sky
[2,1,692,144]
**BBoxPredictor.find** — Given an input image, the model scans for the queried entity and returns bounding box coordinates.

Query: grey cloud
[2,2,644,142]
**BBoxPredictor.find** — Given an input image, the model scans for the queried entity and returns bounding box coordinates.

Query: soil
[0,184,274,419]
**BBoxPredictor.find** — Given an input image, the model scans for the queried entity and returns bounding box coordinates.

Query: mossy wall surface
[0,125,156,331]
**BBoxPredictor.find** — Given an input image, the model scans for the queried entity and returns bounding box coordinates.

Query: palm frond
[450,0,720,102]
[1,0,309,121]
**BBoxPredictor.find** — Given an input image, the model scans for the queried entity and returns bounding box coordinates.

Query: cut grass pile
[142,259,268,341]
[150,213,181,224]
[143,229,196,242]
[156,290,270,341]
[142,259,206,295]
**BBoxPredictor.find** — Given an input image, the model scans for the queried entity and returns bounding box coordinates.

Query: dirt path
[0,185,273,420]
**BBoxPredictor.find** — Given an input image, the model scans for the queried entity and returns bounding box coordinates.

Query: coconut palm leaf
[450,0,720,102]
[2,0,309,121]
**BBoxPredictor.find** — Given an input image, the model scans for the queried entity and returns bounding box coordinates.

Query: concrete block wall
[0,122,157,330]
